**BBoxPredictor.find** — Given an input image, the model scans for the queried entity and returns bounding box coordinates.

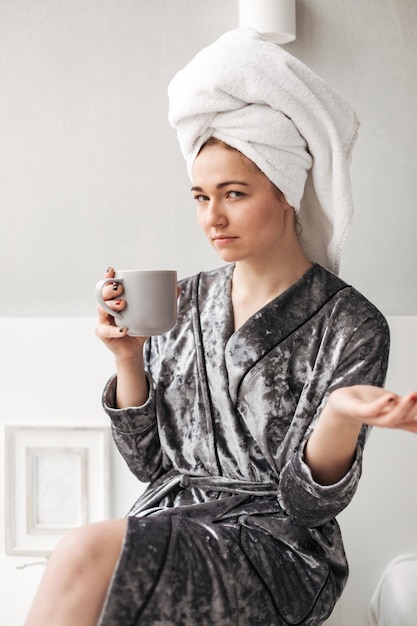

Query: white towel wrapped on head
[168,28,359,275]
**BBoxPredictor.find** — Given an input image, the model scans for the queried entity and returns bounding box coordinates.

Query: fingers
[99,295,126,314]
[370,392,417,431]
[97,266,126,335]
[392,392,417,428]
[95,321,127,340]
[96,303,126,342]
[103,282,123,299]
[368,392,399,416]
[387,393,417,420]
[100,266,125,311]
[102,274,124,302]
[96,267,146,357]
[325,386,417,434]
[339,385,417,433]
[334,386,398,421]
[405,391,417,404]
[96,300,125,325]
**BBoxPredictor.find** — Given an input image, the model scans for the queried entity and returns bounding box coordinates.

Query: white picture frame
[5,425,109,556]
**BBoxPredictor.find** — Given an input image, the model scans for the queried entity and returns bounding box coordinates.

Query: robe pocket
[240,515,331,624]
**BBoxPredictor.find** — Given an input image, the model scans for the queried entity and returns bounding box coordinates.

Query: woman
[24,29,417,626]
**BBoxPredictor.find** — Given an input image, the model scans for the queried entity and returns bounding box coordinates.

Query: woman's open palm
[329,385,417,433]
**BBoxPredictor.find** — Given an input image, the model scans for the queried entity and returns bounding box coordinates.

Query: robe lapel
[195,265,235,369]
[225,265,347,403]
[193,266,247,475]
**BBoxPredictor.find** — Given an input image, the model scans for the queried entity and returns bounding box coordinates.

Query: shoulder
[315,265,390,344]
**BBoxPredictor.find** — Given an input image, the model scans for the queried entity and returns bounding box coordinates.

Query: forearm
[115,351,149,408]
[304,401,362,486]
[277,439,363,527]
[102,375,163,482]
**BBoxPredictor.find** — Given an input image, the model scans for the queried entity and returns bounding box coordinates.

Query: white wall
[1,0,416,316]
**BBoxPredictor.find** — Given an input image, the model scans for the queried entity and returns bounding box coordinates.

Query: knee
[49,519,127,581]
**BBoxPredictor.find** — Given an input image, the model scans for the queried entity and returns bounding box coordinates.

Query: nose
[205,198,227,228]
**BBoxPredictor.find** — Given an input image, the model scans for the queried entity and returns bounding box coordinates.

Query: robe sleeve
[102,345,166,483]
[277,312,390,527]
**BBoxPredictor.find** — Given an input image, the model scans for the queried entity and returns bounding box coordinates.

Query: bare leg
[23,518,127,626]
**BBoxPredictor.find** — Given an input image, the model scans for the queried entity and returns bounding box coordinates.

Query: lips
[213,235,238,242]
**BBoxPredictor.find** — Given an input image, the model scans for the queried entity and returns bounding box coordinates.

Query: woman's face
[191,142,292,266]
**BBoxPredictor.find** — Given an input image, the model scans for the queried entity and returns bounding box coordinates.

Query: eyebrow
[191,181,249,192]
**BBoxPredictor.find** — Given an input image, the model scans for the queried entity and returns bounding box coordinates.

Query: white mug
[96,269,178,336]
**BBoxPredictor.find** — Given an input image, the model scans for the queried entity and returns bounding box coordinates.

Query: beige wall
[1,0,417,316]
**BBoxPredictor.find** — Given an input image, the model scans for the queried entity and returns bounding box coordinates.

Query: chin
[216,252,243,263]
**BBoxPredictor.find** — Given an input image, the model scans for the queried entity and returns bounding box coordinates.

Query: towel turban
[168,28,359,274]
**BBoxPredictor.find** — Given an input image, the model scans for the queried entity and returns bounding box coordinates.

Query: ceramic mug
[95,269,178,336]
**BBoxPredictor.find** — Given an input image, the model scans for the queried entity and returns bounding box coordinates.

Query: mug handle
[95,278,124,320]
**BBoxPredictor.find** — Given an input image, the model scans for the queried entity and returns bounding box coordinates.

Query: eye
[193,194,209,202]
[227,190,245,199]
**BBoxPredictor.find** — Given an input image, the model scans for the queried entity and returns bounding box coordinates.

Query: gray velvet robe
[99,263,390,626]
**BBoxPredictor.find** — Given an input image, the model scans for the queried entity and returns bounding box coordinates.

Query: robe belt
[179,474,278,496]
[129,473,279,516]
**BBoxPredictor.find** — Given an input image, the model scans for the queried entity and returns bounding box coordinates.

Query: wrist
[324,388,364,429]
[115,349,144,370]
[115,355,148,409]
[319,399,363,438]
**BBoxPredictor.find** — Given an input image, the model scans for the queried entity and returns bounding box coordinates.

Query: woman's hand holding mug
[95,267,178,359]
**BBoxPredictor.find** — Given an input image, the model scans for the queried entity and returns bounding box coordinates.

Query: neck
[231,247,312,330]
[233,249,312,300]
